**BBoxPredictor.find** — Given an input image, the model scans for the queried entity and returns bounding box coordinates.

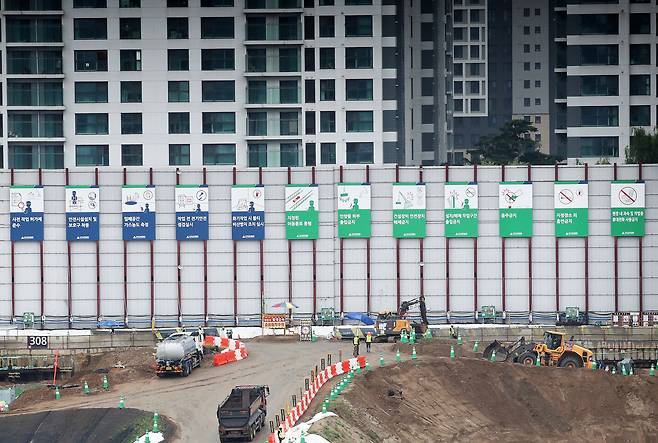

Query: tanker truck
[155,330,204,377]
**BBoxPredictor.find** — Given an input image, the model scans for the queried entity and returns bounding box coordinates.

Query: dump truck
[375,296,429,342]
[155,330,204,377]
[217,385,269,442]
[484,330,594,368]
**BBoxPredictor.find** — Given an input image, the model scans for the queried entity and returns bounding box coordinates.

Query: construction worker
[365,332,373,353]
[449,324,457,339]
[353,334,360,357]
[277,426,285,442]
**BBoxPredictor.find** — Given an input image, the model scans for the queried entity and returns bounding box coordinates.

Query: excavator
[483,330,594,368]
[374,296,429,342]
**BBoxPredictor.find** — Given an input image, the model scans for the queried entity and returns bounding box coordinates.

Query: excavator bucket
[483,340,510,362]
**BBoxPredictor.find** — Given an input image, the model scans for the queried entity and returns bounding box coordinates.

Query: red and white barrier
[204,335,249,366]
[268,356,366,442]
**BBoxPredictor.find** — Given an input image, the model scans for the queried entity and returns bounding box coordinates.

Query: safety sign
[554,181,588,237]
[10,185,44,241]
[122,185,156,241]
[66,185,100,241]
[444,182,478,238]
[337,183,371,238]
[392,182,426,238]
[611,180,645,237]
[285,184,319,240]
[499,182,532,237]
[175,185,209,240]
[232,185,265,241]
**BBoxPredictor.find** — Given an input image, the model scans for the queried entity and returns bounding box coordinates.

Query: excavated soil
[311,340,658,443]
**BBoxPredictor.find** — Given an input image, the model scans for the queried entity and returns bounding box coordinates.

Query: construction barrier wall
[0,164,656,328]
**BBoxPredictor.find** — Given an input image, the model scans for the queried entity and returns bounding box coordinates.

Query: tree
[471,119,562,165]
[626,128,658,164]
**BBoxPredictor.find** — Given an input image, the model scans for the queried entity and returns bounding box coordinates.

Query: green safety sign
[499,182,533,237]
[392,182,426,238]
[337,183,371,238]
[611,181,645,237]
[554,181,588,237]
[444,182,478,238]
[285,184,319,240]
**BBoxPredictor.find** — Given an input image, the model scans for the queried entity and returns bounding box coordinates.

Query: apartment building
[2,0,447,168]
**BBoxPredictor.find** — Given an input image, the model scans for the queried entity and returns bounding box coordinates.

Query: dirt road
[13,340,391,442]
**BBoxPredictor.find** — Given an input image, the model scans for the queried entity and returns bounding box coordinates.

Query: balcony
[246,86,301,105]
[245,22,302,43]
[5,0,62,12]
[247,116,300,137]
[246,52,300,74]
[244,0,302,10]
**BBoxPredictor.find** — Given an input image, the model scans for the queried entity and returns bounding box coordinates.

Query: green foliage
[626,128,658,164]
[471,119,563,165]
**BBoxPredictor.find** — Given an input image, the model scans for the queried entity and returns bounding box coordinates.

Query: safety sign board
[554,181,588,237]
[337,183,371,238]
[66,185,100,241]
[285,184,319,240]
[10,185,44,241]
[175,185,209,241]
[392,182,426,238]
[122,185,156,241]
[611,180,645,237]
[499,182,532,238]
[444,182,478,238]
[232,185,265,241]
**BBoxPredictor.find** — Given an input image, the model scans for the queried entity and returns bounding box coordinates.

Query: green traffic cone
[472,341,479,352]
[450,345,455,360]
[356,365,362,375]
[322,401,327,413]
[300,431,306,443]
[379,353,385,366]
[144,431,150,443]
[424,329,432,341]
[400,330,408,344]
[118,395,125,409]
[630,366,634,376]
[395,348,401,362]
[457,334,462,346]
[611,366,617,375]
[490,349,497,362]
[592,360,597,370]
[365,361,371,371]
[102,375,109,390]
[55,386,61,400]
[153,412,159,433]
[649,364,655,376]
[83,381,90,395]
[411,346,417,360]
[621,365,627,376]
[535,355,541,367]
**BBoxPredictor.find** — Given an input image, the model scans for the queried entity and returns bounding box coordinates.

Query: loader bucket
[483,340,509,362]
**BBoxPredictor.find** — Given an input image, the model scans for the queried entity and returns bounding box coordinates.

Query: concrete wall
[0,164,656,328]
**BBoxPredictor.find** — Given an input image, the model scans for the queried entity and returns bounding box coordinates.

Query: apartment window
[319,16,335,37]
[523,8,530,17]
[534,62,541,70]
[120,0,140,6]
[305,48,315,71]
[167,18,188,39]
[122,144,142,166]
[455,46,464,59]
[470,9,482,23]
[6,0,63,8]
[580,76,618,96]
[524,98,531,107]
[630,105,650,126]
[201,49,235,70]
[346,142,373,164]
[524,80,530,89]
[580,137,618,157]
[319,79,335,101]
[280,80,299,103]
[248,112,266,136]
[305,79,315,103]
[534,26,540,34]
[74,18,107,40]
[203,144,236,165]
[9,112,63,137]
[120,18,141,39]
[535,80,541,88]
[421,78,434,96]
[534,98,541,106]
[470,46,480,59]
[9,144,64,169]
[320,111,335,132]
[75,113,108,135]
[280,112,299,136]
[304,16,314,40]
[580,106,618,127]
[7,49,62,75]
[168,49,189,71]
[345,47,373,69]
[202,81,235,102]
[248,144,267,167]
[320,143,336,164]
[120,50,141,71]
[74,0,106,6]
[468,80,480,93]
[346,111,373,132]
[6,17,62,43]
[421,22,434,41]
[469,27,479,40]
[201,0,233,5]
[121,113,142,134]
[168,112,190,134]
[573,14,618,35]
[319,48,335,69]
[534,44,541,52]
[454,81,463,94]
[345,16,372,37]
[202,112,235,134]
[454,63,463,76]
[630,44,650,65]
[278,48,299,72]
[346,79,373,100]
[319,0,334,5]
[305,143,316,167]
[169,81,189,102]
[168,0,188,6]
[454,99,463,112]
[76,145,109,167]
[248,80,267,103]
[578,45,618,65]
[630,75,650,96]
[421,105,434,124]
[201,17,234,38]
[75,82,107,103]
[629,13,650,34]
[523,44,530,54]
[421,50,433,69]
[8,81,62,106]
[121,81,142,103]
[346,0,372,4]
[74,50,107,72]
[169,144,190,166]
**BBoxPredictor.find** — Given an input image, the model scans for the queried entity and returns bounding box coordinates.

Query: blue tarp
[97,320,125,329]
[344,312,374,325]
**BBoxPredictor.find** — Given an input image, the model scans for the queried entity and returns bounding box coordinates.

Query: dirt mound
[311,348,658,442]
[0,408,175,443]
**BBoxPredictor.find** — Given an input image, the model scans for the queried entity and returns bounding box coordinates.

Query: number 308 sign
[27,336,49,349]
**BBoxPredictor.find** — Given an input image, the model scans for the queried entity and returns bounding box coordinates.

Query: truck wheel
[249,425,255,440]
[517,351,537,366]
